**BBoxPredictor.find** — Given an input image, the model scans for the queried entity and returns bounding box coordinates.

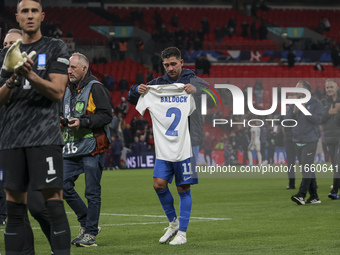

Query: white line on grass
[0,213,231,233]
[83,212,232,221]
[0,218,230,233]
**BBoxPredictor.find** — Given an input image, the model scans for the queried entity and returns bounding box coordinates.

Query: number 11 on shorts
[182,162,192,175]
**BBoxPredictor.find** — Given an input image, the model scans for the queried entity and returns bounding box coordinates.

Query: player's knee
[177,185,190,193]
[153,182,167,192]
[6,201,26,219]
[5,189,26,204]
[45,200,67,225]
[41,188,62,201]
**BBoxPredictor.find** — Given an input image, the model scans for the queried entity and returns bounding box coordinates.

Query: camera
[60,118,75,127]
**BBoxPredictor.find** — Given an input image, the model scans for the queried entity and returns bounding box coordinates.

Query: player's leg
[5,189,28,254]
[27,188,52,249]
[154,177,179,244]
[170,158,195,245]
[285,140,296,189]
[261,142,267,162]
[169,184,191,245]
[327,144,338,196]
[255,143,262,165]
[0,176,7,225]
[256,150,262,165]
[153,159,178,243]
[21,210,35,255]
[2,148,29,254]
[247,149,253,165]
[2,152,36,255]
[28,146,70,255]
[330,145,340,198]
[42,188,71,255]
[76,153,105,248]
[300,143,319,203]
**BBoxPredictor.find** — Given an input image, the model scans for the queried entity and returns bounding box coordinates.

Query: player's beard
[23,25,40,36]
[168,71,179,80]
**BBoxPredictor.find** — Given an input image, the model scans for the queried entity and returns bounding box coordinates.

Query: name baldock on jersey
[136,83,196,162]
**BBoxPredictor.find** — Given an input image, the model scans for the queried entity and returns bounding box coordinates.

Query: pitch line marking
[66,211,232,221]
[95,212,232,221]
[0,218,230,233]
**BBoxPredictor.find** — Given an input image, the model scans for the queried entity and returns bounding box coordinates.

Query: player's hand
[184,83,197,94]
[138,84,150,94]
[16,56,34,79]
[67,118,80,130]
[14,51,36,74]
[0,39,36,78]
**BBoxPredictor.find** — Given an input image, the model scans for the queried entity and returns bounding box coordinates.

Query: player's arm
[18,57,67,102]
[127,83,150,105]
[0,74,16,106]
[0,48,15,106]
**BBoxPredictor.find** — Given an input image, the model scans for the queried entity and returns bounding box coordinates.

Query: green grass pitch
[0,165,339,255]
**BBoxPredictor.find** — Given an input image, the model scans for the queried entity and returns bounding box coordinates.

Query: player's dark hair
[17,0,42,8]
[161,47,181,60]
[298,80,311,92]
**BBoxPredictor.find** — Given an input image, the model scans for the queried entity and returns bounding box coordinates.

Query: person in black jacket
[286,80,323,205]
[321,79,340,199]
[284,94,297,190]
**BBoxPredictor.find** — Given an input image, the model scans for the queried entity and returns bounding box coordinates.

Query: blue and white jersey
[136,83,196,162]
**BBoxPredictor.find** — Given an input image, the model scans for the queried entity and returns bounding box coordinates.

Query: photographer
[60,52,112,247]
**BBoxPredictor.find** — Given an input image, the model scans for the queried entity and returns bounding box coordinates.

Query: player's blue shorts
[154,158,199,186]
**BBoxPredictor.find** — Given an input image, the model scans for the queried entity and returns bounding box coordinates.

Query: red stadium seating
[257,8,340,43]
[5,6,111,45]
[107,6,278,50]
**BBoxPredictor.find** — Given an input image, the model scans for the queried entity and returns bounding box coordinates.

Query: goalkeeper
[0,0,71,254]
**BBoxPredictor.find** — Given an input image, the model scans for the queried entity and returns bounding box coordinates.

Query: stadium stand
[107,6,280,50]
[257,8,340,42]
[5,6,112,45]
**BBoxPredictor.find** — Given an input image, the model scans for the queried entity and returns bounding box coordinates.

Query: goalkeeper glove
[0,39,36,78]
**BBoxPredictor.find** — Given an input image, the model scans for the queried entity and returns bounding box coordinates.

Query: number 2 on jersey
[165,107,181,136]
